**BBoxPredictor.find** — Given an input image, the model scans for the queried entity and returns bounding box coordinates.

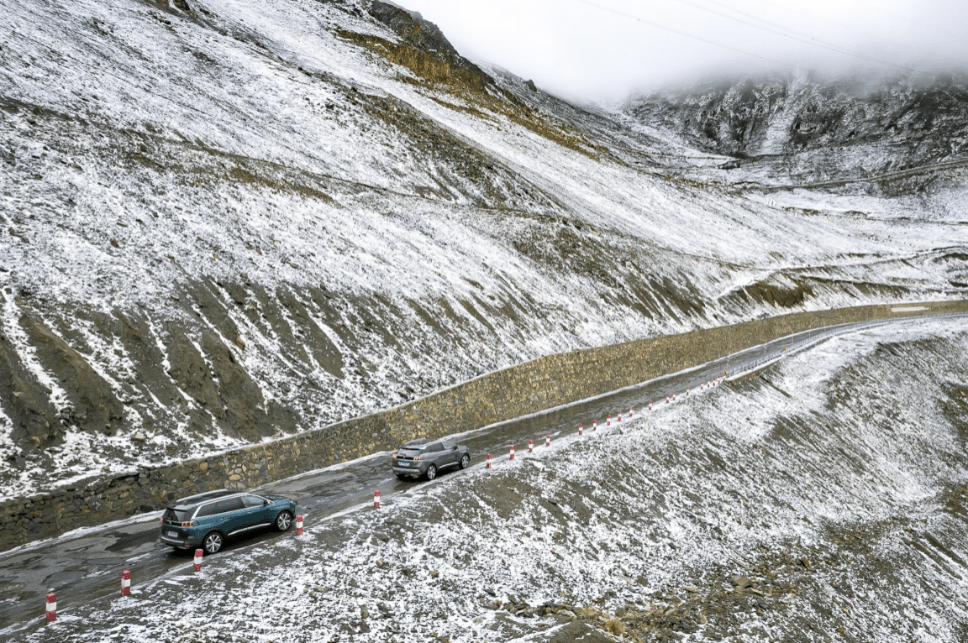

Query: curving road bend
[0,312,963,633]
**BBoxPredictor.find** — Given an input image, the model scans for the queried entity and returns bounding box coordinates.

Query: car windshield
[164,508,194,522]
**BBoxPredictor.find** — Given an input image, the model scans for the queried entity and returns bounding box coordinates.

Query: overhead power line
[696,0,890,59]
[571,0,927,76]
[568,0,791,68]
[669,0,926,75]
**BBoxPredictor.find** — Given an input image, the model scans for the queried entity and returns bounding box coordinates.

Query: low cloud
[399,0,968,102]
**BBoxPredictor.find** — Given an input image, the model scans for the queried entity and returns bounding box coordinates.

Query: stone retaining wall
[2,300,966,552]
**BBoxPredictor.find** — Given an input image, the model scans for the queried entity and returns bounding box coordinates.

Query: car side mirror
[263,499,270,506]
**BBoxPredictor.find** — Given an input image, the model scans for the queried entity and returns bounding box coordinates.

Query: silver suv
[391,438,470,480]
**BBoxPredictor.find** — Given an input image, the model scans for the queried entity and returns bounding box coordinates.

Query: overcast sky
[395,0,968,103]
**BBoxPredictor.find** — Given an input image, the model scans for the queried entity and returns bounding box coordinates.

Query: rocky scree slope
[1,0,968,498]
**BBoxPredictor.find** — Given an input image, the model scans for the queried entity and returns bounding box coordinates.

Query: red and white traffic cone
[578,423,583,436]
[629,406,634,417]
[666,394,670,404]
[510,445,516,460]
[607,414,611,426]
[649,400,653,411]
[374,490,381,509]
[593,420,598,431]
[45,592,56,623]
[528,439,533,454]
[121,570,131,596]
[673,392,677,401]
[486,453,492,469]
[296,515,304,536]
[193,549,203,572]
[617,412,622,422]
[546,434,551,447]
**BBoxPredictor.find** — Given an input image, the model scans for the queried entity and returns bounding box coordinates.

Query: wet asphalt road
[0,316,947,633]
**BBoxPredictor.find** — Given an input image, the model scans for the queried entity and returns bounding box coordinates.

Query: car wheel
[275,510,293,532]
[426,464,437,481]
[459,454,470,470]
[203,531,224,555]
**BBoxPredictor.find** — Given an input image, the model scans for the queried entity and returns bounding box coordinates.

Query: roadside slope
[18,316,968,642]
[2,299,964,553]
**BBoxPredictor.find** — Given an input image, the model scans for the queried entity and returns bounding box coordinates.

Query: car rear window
[398,444,428,455]
[164,508,194,522]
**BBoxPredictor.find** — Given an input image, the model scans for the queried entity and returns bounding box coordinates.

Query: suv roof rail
[174,489,235,505]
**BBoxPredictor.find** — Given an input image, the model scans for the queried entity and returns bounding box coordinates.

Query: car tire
[459,454,470,469]
[425,464,437,481]
[202,531,224,555]
[275,510,293,532]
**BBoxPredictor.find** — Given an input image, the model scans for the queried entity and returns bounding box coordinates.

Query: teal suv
[160,490,296,554]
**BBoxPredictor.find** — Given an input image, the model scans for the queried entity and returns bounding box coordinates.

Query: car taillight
[159,516,164,522]
[180,521,197,528]
[391,453,397,459]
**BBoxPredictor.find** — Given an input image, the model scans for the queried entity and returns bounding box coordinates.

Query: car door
[442,441,459,468]
[241,494,274,527]
[214,497,247,534]
[427,442,444,468]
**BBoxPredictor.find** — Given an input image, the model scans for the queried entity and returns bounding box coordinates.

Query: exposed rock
[543,620,612,643]
[730,575,752,588]
[365,0,493,93]
[626,71,968,182]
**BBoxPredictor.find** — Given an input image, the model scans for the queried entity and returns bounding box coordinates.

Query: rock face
[366,0,493,92]
[625,72,968,180]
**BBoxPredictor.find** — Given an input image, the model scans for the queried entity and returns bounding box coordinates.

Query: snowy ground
[19,317,968,642]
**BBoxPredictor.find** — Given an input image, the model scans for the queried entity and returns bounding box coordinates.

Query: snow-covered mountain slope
[624,71,968,187]
[1,0,967,496]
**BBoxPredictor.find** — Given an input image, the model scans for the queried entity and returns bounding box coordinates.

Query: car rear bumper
[160,532,201,548]
[392,464,423,476]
